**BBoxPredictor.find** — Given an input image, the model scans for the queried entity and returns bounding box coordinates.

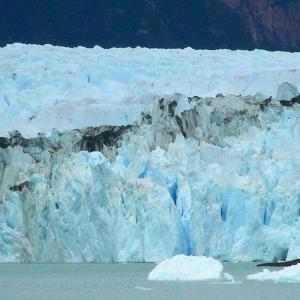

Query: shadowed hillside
[0,0,299,50]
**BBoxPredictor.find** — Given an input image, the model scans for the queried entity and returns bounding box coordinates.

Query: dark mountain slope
[222,0,300,51]
[0,0,253,49]
[0,0,299,50]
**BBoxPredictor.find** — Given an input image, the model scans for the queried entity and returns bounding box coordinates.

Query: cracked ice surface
[1,44,300,137]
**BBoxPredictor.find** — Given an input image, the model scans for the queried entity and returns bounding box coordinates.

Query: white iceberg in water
[247,264,300,283]
[148,255,231,281]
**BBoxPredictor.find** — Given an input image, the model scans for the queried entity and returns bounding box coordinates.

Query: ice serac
[1,85,300,262]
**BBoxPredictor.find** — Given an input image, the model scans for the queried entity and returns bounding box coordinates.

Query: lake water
[0,263,299,300]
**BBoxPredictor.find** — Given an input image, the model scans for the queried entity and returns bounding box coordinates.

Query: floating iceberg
[148,255,228,281]
[247,264,300,283]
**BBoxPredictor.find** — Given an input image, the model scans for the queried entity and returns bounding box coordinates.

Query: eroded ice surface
[247,264,300,283]
[1,44,300,137]
[148,255,227,281]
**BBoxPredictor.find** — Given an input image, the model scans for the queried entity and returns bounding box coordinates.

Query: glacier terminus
[1,44,300,263]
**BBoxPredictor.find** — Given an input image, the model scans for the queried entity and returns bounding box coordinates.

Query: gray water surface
[0,263,299,300]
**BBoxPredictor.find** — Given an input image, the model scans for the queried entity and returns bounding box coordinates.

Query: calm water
[0,263,299,300]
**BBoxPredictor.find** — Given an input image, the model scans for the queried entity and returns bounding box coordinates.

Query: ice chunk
[135,286,153,291]
[276,82,299,100]
[247,264,300,283]
[148,255,228,281]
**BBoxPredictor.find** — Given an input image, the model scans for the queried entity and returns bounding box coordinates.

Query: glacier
[1,44,300,137]
[1,87,300,262]
[1,45,300,263]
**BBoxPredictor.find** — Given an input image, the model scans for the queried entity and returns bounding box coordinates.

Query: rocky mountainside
[222,0,300,51]
[0,0,299,50]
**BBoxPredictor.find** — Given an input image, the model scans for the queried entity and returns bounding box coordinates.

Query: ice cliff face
[1,88,300,262]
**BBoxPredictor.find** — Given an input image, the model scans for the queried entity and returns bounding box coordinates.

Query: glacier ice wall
[1,91,300,262]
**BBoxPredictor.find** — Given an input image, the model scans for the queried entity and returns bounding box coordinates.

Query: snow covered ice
[1,44,300,137]
[247,264,300,283]
[1,45,300,263]
[148,255,230,281]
